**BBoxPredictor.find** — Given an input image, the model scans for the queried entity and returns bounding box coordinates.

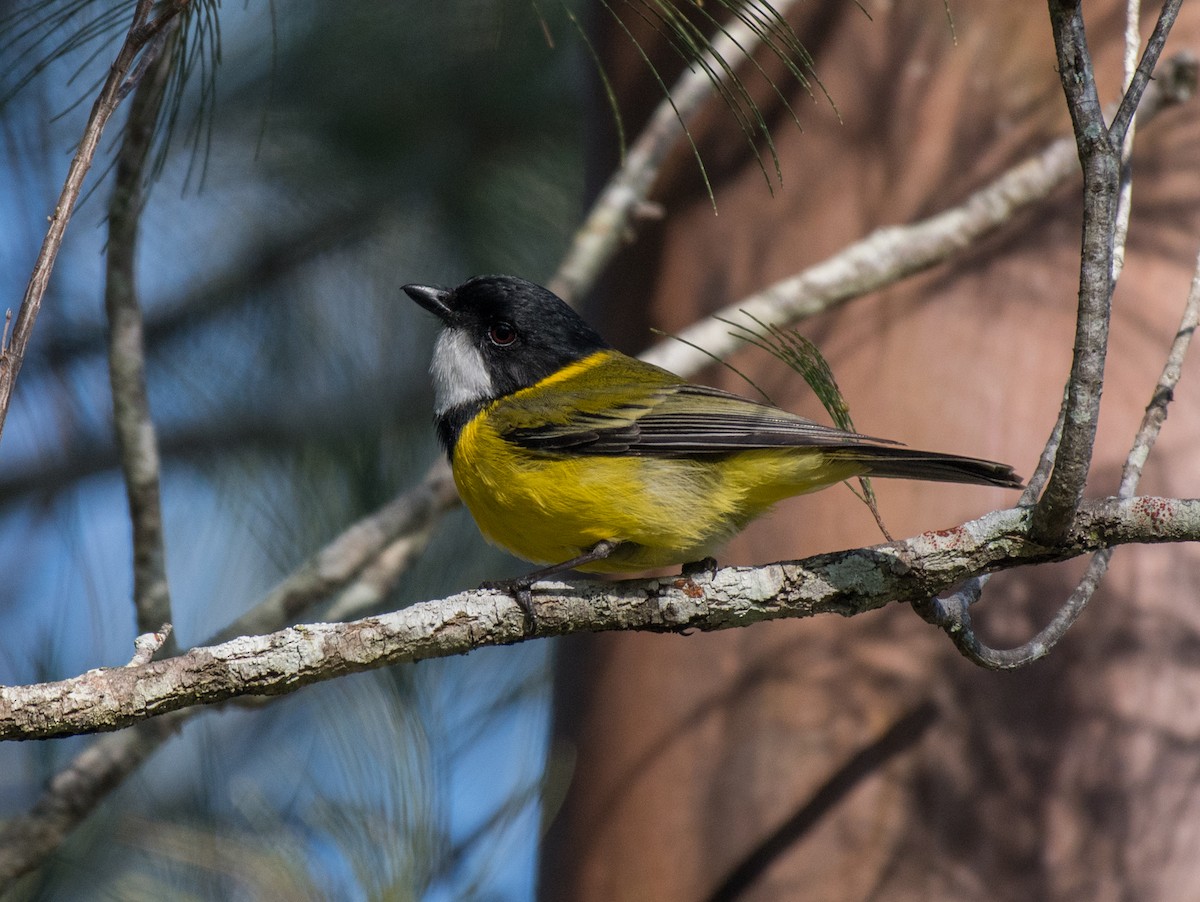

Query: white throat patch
[430,328,495,414]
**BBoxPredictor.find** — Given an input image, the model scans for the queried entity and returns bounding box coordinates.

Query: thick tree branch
[1032,0,1121,541]
[2,496,1197,742]
[0,463,460,884]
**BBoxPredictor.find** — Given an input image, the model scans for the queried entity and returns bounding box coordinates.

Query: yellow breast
[451,409,862,573]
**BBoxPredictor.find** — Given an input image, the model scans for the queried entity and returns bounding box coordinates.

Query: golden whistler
[405,276,1021,576]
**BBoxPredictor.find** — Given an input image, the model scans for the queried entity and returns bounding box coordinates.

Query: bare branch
[1032,0,1182,541]
[926,250,1200,668]
[642,53,1197,375]
[0,0,192,447]
[1031,0,1122,540]
[2,497,1199,742]
[924,42,1196,662]
[1119,251,1200,496]
[1109,0,1184,145]
[1110,0,1141,282]
[548,0,803,304]
[105,22,180,649]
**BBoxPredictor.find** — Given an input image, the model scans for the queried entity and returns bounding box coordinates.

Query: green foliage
[723,313,892,537]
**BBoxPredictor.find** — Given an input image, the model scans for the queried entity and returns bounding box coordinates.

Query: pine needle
[721,311,892,539]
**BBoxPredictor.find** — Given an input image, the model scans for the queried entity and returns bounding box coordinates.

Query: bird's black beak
[402,284,453,324]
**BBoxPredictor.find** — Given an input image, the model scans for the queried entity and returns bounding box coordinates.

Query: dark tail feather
[830,447,1024,489]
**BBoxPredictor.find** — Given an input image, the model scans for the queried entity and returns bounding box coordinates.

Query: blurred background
[0,0,591,897]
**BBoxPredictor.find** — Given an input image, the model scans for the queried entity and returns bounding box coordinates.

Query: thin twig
[1118,252,1200,498]
[0,0,191,448]
[548,0,803,304]
[1109,0,1184,145]
[105,22,180,651]
[128,624,173,665]
[1110,0,1141,282]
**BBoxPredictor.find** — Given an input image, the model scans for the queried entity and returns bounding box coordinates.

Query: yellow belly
[451,412,865,573]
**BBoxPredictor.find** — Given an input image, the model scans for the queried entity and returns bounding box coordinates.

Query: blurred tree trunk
[541,3,1200,900]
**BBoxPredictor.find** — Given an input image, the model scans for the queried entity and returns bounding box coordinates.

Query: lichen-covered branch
[2,496,1197,742]
[0,463,460,884]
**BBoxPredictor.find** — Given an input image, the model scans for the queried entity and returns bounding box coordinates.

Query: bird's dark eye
[488,322,517,346]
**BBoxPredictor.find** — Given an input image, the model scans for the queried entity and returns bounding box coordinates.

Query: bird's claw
[481,577,538,630]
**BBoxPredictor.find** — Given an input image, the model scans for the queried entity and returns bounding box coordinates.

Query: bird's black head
[403,275,610,414]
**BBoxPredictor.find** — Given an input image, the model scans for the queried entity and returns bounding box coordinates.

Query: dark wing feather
[506,383,898,456]
[493,355,1023,488]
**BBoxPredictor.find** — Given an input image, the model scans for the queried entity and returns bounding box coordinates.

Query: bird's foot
[480,576,538,630]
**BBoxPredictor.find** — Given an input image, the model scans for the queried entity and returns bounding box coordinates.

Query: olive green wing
[492,351,898,455]
[491,352,1023,488]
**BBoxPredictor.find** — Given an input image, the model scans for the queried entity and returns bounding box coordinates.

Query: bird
[404,274,1021,591]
